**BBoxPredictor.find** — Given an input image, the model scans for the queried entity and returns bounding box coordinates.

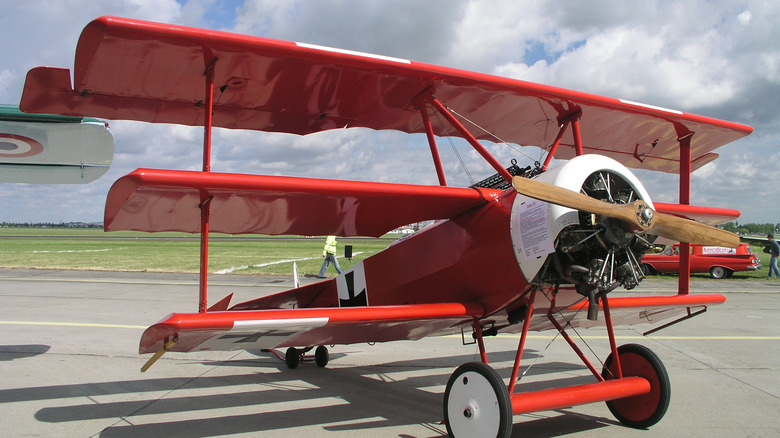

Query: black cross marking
[340,270,367,307]
[218,330,298,344]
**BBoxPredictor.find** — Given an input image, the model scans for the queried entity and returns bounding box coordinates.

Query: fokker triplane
[20,16,752,437]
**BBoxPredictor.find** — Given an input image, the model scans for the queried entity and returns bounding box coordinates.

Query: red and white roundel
[0,133,44,157]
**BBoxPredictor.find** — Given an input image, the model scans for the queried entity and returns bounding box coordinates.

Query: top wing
[0,104,113,183]
[20,16,752,174]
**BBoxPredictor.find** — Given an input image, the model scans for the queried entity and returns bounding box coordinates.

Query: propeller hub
[635,202,654,229]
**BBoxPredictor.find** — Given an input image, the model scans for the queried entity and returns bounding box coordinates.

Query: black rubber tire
[443,362,513,438]
[285,347,300,369]
[602,344,671,429]
[314,345,329,368]
[709,266,729,279]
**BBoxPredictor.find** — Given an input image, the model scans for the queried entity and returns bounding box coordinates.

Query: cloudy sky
[0,0,778,225]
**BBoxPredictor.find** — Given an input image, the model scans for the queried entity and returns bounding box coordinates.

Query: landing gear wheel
[315,345,329,368]
[602,344,670,429]
[285,347,300,369]
[443,362,512,438]
[710,266,728,279]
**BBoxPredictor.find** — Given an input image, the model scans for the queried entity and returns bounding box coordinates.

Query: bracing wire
[445,106,545,165]
[430,107,475,185]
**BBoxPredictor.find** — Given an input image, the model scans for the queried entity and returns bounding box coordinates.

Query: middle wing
[653,203,740,226]
[105,168,501,236]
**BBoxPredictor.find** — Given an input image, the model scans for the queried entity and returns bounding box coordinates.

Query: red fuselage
[360,189,529,315]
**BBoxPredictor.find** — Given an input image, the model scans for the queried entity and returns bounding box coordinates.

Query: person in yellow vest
[318,235,343,278]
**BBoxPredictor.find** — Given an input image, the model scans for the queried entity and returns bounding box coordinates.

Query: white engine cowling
[510,155,655,290]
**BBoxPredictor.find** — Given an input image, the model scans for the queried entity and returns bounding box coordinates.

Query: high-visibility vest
[323,236,338,256]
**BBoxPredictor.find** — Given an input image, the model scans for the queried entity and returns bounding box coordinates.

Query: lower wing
[140,289,725,355]
[140,302,485,354]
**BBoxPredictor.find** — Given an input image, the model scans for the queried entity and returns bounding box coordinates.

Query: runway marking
[448,334,780,341]
[215,252,365,274]
[0,321,146,330]
[215,256,321,274]
[0,276,287,288]
[29,248,126,254]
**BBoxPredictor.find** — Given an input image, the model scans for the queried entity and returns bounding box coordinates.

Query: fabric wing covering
[20,16,752,174]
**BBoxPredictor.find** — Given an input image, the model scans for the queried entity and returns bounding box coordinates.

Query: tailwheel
[285,347,300,369]
[443,362,513,438]
[602,344,670,429]
[314,345,329,367]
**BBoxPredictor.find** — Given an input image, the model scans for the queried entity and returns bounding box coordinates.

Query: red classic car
[641,243,762,279]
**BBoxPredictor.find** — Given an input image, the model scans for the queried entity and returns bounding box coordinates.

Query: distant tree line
[0,222,103,228]
[722,222,780,236]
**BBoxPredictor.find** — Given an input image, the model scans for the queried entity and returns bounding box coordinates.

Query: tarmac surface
[1,268,778,437]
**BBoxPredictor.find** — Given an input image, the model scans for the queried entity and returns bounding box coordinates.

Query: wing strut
[678,132,692,295]
[418,99,447,186]
[541,119,570,171]
[415,91,512,184]
[198,56,217,313]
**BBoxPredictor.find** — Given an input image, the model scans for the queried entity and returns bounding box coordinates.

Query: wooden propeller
[512,175,739,248]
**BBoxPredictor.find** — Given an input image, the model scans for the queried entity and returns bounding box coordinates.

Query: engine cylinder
[510,155,655,290]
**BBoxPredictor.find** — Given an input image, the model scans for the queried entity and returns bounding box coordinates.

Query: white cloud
[1,0,778,224]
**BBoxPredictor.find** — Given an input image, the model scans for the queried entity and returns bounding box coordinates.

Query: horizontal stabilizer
[105,168,500,236]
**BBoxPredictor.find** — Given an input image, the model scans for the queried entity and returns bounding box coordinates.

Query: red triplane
[21,16,751,437]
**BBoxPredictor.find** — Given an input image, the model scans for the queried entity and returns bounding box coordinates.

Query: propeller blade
[511,175,739,248]
[511,176,649,229]
[652,213,739,248]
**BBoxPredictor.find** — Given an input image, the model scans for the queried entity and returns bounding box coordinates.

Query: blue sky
[0,0,777,224]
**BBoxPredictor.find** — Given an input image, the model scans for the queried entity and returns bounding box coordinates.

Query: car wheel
[709,266,728,279]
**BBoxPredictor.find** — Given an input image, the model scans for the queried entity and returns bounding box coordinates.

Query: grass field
[0,227,774,280]
[0,227,395,277]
